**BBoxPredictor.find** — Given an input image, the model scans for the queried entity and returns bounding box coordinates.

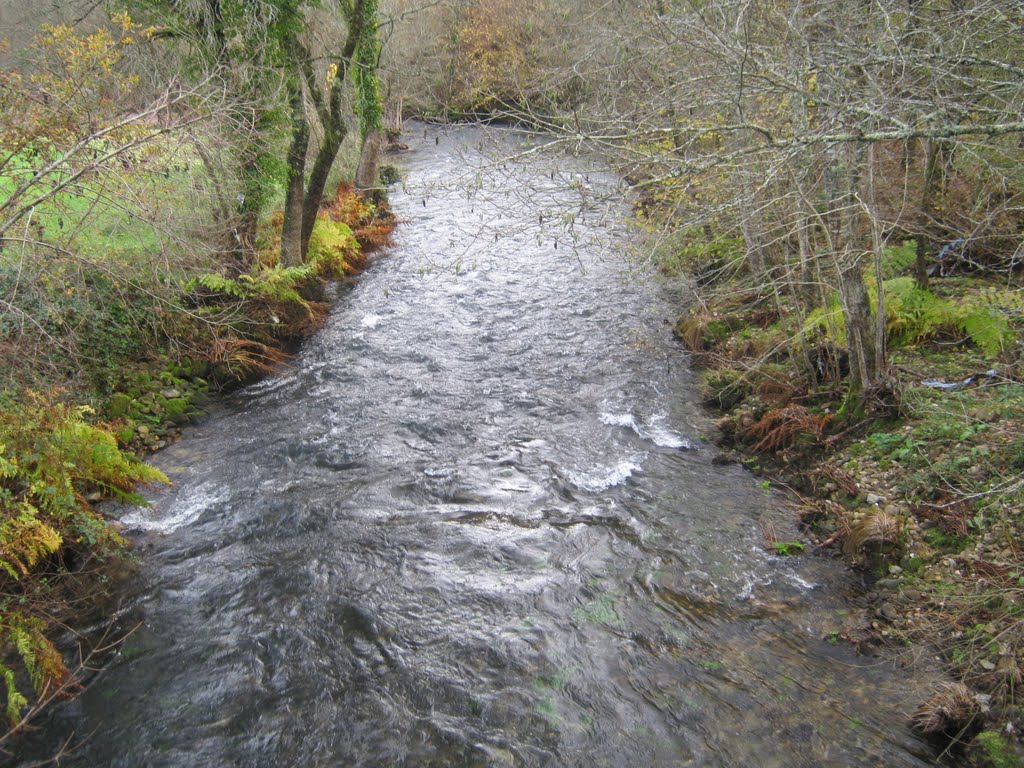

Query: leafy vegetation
[0,396,168,725]
[0,2,395,733]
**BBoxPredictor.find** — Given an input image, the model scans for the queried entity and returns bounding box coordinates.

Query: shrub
[0,393,168,725]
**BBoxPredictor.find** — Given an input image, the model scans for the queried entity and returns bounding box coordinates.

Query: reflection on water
[16,124,945,767]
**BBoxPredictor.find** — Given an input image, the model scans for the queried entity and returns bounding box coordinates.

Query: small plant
[845,510,902,556]
[911,682,980,738]
[973,730,1024,768]
[745,404,834,452]
[772,540,805,557]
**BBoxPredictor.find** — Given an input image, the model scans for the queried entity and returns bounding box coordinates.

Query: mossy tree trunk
[279,0,372,267]
[834,142,878,415]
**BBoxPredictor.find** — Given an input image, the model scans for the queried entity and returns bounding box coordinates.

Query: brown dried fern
[844,509,902,555]
[745,404,834,452]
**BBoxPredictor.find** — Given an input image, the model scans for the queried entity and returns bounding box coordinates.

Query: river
[16,123,945,767]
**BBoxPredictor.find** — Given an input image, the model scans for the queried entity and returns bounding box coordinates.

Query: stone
[876,578,901,591]
[866,493,883,505]
[161,388,182,399]
[878,602,900,621]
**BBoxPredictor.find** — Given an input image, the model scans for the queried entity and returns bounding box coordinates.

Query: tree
[541,0,1024,412]
[280,0,381,266]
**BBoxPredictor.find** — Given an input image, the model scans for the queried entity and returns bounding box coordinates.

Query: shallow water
[16,124,944,767]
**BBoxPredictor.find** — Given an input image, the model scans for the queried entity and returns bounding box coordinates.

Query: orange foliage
[456,0,544,109]
[745,404,834,452]
[323,183,395,256]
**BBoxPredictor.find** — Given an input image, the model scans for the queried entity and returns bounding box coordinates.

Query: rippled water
[16,124,945,767]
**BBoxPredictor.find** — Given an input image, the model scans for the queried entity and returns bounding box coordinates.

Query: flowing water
[17,124,945,767]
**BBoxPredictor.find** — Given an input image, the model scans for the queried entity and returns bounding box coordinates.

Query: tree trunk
[835,145,877,412]
[300,133,344,261]
[914,138,940,290]
[355,129,383,194]
[280,81,309,268]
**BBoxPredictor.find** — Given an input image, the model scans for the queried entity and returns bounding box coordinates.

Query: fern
[884,277,957,346]
[805,280,1018,356]
[803,293,847,346]
[0,615,70,725]
[960,306,1012,356]
[881,240,918,279]
[0,505,62,578]
[0,394,164,725]
[0,664,28,725]
[308,218,359,278]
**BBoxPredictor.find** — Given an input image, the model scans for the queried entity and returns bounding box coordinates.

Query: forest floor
[672,258,1024,767]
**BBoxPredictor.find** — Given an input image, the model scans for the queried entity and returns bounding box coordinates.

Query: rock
[108,393,133,418]
[161,388,182,399]
[878,602,900,621]
[866,493,883,505]
[137,425,150,436]
[980,660,996,671]
[876,578,901,591]
[888,565,903,575]
[163,397,190,424]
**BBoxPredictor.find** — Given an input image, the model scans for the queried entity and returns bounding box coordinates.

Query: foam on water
[572,459,642,492]
[600,410,696,450]
[120,482,224,533]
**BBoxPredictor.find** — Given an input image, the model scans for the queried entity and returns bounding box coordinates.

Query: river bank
[671,257,1024,765]
[0,182,394,747]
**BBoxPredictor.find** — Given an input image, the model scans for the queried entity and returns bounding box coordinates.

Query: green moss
[974,730,1024,768]
[163,398,189,424]
[922,527,969,553]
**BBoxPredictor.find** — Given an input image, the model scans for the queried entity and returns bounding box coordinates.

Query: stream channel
[19,124,946,767]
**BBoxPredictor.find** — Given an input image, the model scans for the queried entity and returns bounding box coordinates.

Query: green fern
[881,240,918,279]
[960,306,1013,356]
[800,279,1017,356]
[191,272,249,299]
[0,664,28,725]
[803,293,847,346]
[308,218,359,278]
[883,277,957,346]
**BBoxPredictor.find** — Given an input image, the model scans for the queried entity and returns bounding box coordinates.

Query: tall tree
[280,0,379,266]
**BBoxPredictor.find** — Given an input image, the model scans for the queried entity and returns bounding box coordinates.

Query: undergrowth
[667,231,1024,761]
[0,394,168,726]
[0,182,394,733]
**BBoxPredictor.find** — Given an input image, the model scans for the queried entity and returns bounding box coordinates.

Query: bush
[0,393,168,724]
